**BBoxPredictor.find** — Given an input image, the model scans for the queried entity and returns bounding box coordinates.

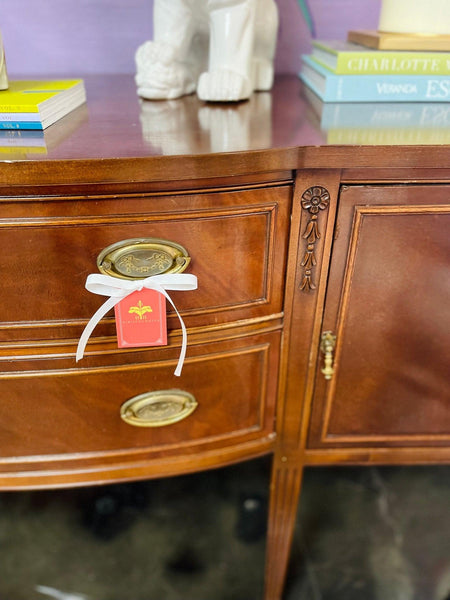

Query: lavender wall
[1,0,381,77]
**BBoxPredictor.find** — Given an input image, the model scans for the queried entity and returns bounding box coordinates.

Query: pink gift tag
[114,288,167,348]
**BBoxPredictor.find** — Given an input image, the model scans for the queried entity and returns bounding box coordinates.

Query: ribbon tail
[173,309,187,377]
[158,289,187,377]
[76,296,120,362]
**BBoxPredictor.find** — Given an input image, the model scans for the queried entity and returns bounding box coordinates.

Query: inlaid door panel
[309,184,450,447]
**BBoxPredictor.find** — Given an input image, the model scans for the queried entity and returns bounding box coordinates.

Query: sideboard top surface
[0,75,448,187]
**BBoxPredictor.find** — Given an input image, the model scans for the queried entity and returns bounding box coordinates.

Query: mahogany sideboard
[0,75,449,599]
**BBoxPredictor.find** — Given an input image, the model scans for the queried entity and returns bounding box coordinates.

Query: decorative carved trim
[300,186,330,291]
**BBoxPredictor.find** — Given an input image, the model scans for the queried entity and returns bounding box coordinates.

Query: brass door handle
[120,389,198,427]
[320,331,336,380]
[97,238,190,280]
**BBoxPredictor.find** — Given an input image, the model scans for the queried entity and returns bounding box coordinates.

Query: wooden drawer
[0,184,291,342]
[0,330,280,485]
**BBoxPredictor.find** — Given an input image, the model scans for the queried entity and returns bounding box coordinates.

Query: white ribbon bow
[76,273,198,376]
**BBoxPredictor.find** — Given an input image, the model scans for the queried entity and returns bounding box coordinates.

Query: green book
[311,40,450,75]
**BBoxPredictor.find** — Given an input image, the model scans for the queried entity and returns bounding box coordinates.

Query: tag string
[76,273,198,376]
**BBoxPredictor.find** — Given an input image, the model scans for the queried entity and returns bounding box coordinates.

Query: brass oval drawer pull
[97,238,190,280]
[120,389,198,427]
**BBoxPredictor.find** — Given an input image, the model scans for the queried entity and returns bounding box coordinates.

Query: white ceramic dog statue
[135,0,279,102]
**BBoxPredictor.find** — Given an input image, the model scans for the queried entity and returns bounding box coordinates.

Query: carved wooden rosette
[300,186,330,291]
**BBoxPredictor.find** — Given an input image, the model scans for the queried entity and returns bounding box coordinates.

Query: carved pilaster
[300,186,330,292]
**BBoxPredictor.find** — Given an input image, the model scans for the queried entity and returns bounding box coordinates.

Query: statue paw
[252,58,275,91]
[135,40,196,100]
[135,40,178,67]
[197,69,253,102]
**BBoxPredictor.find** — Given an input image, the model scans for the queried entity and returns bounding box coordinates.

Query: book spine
[336,52,450,75]
[0,105,40,113]
[0,121,44,130]
[305,73,450,101]
[0,146,47,154]
[347,30,450,51]
[0,113,41,122]
[321,103,450,129]
[0,138,45,147]
[327,127,450,145]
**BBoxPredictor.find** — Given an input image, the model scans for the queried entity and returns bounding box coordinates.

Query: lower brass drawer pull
[120,389,198,427]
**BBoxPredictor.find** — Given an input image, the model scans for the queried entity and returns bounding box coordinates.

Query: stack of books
[300,40,449,103]
[299,33,450,144]
[0,79,86,130]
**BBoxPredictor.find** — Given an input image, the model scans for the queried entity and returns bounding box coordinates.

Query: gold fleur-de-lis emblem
[128,300,153,320]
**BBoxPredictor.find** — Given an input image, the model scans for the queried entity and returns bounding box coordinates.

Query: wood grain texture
[264,456,304,600]
[0,330,281,482]
[0,75,449,600]
[0,77,448,189]
[308,185,450,448]
[0,185,291,342]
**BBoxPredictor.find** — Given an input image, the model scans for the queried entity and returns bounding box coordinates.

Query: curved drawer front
[0,185,291,342]
[0,331,280,474]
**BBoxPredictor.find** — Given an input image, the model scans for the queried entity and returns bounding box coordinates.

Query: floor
[0,460,449,600]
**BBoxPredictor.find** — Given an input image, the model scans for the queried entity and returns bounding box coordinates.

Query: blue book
[299,55,450,102]
[0,121,44,130]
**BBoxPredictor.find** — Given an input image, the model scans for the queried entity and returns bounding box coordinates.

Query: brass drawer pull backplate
[97,238,191,280]
[120,389,198,427]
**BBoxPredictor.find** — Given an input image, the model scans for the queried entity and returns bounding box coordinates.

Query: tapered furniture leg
[264,456,304,600]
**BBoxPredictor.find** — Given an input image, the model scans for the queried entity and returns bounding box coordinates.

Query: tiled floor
[0,460,449,600]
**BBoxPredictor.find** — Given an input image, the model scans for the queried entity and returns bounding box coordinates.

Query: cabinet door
[309,184,450,448]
